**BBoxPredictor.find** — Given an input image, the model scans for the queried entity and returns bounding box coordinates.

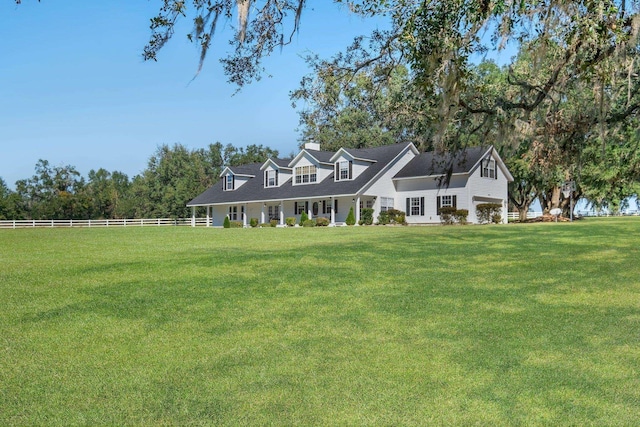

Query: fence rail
[0,218,209,229]
[507,212,543,220]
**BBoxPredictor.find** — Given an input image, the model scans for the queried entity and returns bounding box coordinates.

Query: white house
[187,142,513,226]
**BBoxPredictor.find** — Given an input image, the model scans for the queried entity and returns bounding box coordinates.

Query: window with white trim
[265,169,278,187]
[228,205,238,220]
[225,174,234,191]
[410,197,422,216]
[322,200,332,214]
[359,199,374,210]
[441,195,454,208]
[380,197,394,212]
[296,202,307,215]
[267,205,279,220]
[294,165,317,184]
[481,159,497,179]
[406,197,424,217]
[335,160,353,181]
[436,195,457,214]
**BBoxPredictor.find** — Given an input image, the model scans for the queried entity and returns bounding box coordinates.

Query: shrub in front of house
[223,216,231,228]
[229,221,243,228]
[315,217,330,226]
[300,211,309,223]
[345,206,356,226]
[259,223,271,228]
[285,217,297,227]
[269,219,278,227]
[387,209,406,225]
[360,208,374,225]
[249,218,259,228]
[439,207,457,225]
[377,211,390,225]
[302,219,316,227]
[476,203,502,224]
[377,209,406,225]
[454,209,469,225]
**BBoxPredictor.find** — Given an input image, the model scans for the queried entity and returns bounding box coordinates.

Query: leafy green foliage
[250,218,259,228]
[476,203,503,224]
[4,141,279,220]
[359,208,374,225]
[300,211,309,223]
[0,177,23,220]
[453,209,469,225]
[345,206,356,226]
[285,217,296,226]
[315,217,330,226]
[377,208,406,225]
[439,206,457,225]
[302,219,316,227]
[223,216,231,228]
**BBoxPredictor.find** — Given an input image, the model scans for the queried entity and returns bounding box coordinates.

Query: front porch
[191,195,378,227]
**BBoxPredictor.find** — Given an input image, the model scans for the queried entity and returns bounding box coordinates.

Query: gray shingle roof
[188,143,413,206]
[394,146,492,178]
[303,149,335,164]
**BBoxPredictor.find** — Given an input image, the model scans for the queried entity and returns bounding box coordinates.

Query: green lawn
[1,219,639,425]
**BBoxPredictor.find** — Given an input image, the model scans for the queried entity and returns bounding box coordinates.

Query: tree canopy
[12,0,640,215]
[0,142,279,220]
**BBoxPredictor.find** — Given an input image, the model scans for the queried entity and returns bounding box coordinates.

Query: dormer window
[265,169,278,188]
[295,165,317,184]
[481,159,497,179]
[336,160,352,181]
[225,174,234,191]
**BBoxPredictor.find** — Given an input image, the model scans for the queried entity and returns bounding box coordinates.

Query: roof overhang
[260,158,292,171]
[187,193,362,207]
[329,148,377,163]
[219,166,255,178]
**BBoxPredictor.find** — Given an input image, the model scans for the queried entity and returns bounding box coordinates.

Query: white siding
[234,176,250,189]
[290,153,332,185]
[333,153,373,181]
[467,154,510,223]
[263,165,292,188]
[360,148,416,221]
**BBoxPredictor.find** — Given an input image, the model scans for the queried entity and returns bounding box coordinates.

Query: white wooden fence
[507,211,543,220]
[0,218,209,229]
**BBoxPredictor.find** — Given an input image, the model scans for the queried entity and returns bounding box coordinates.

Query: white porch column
[191,206,196,227]
[308,203,313,220]
[279,201,284,225]
[206,206,210,227]
[330,197,335,225]
[261,204,265,224]
[243,204,248,227]
[355,196,361,225]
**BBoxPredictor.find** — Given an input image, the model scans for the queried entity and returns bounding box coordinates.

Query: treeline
[0,143,279,220]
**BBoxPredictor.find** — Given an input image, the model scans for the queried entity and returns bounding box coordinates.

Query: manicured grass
[1,218,639,425]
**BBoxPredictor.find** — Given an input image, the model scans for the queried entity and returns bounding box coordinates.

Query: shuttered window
[336,160,352,181]
[481,159,497,179]
[436,195,457,215]
[265,169,278,187]
[406,197,424,216]
[225,174,234,191]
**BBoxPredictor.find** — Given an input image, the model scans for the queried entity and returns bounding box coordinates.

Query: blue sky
[1,1,385,188]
